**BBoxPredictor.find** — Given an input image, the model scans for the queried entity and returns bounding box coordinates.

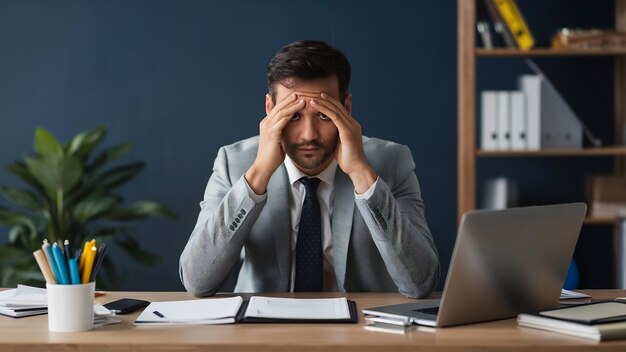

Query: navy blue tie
[294,177,323,292]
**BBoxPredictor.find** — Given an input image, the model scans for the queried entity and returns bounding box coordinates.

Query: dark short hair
[267,40,351,103]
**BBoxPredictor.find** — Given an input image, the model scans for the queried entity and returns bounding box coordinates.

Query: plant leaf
[116,235,161,267]
[0,186,44,212]
[96,162,144,189]
[86,143,133,175]
[86,226,128,244]
[1,266,45,287]
[34,127,63,158]
[65,147,134,208]
[8,225,24,243]
[25,155,83,199]
[6,224,38,244]
[0,207,37,233]
[106,201,176,220]
[0,245,24,259]
[0,206,20,223]
[73,195,119,223]
[7,161,46,195]
[67,126,107,159]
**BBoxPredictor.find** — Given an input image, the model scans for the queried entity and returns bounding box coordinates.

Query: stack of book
[518,301,626,341]
[0,285,47,318]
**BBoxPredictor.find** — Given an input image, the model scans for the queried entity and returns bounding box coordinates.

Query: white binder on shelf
[518,75,542,150]
[510,91,527,150]
[496,91,511,150]
[518,74,583,150]
[480,91,499,150]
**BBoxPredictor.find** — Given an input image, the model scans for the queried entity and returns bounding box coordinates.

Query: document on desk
[0,285,47,307]
[0,285,48,318]
[134,296,244,325]
[245,296,349,319]
[239,296,358,323]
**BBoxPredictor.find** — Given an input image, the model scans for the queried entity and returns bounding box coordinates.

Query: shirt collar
[284,156,338,187]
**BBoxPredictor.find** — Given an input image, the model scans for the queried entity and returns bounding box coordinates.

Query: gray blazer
[179,136,439,298]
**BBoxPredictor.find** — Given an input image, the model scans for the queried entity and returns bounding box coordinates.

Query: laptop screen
[436,203,586,327]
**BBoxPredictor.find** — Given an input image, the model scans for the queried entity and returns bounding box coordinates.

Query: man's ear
[265,94,274,115]
[343,93,353,114]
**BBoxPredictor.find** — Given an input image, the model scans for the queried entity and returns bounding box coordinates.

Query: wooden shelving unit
[457,0,626,224]
[476,146,626,157]
[584,216,618,225]
[476,48,626,57]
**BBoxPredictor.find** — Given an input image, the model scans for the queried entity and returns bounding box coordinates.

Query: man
[180,40,439,298]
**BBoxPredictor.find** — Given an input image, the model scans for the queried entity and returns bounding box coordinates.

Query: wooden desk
[1,290,626,351]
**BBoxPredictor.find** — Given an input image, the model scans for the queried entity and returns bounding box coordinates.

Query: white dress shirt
[245,156,379,292]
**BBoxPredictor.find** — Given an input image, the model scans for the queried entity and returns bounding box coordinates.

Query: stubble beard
[285,138,337,172]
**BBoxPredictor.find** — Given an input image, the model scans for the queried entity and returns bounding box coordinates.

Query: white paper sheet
[244,296,350,320]
[134,296,243,325]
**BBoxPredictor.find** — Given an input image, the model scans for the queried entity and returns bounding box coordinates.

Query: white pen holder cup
[47,282,95,332]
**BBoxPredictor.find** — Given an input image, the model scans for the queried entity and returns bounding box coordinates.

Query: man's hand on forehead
[293,91,332,99]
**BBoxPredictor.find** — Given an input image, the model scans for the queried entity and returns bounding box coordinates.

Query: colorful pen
[79,239,93,272]
[51,243,70,284]
[81,245,97,283]
[68,258,81,284]
[42,239,60,283]
[89,243,107,282]
[63,239,72,261]
[34,239,108,285]
[75,248,82,263]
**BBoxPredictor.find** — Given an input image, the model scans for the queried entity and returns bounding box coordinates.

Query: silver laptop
[363,203,587,327]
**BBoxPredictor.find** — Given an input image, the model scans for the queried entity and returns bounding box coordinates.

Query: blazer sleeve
[179,146,266,297]
[354,144,440,298]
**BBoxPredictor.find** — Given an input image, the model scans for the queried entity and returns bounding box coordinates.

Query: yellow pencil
[79,239,94,272]
[81,245,97,283]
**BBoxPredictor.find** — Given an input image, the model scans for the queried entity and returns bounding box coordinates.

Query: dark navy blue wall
[0,0,457,290]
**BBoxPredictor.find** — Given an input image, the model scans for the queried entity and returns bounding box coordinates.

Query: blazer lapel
[332,170,355,291]
[266,165,291,291]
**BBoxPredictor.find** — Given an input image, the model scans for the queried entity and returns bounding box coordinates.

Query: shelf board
[476,47,626,57]
[476,146,626,157]
[584,216,620,225]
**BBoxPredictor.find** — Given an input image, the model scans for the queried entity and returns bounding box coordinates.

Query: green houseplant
[0,126,175,288]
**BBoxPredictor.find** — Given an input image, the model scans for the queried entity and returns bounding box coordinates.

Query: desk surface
[1,290,626,352]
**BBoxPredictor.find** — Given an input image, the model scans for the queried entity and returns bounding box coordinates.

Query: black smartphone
[103,298,150,314]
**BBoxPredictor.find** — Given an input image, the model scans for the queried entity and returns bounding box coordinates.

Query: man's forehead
[273,76,340,102]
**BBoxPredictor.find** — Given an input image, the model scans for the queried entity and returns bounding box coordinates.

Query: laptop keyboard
[414,306,440,316]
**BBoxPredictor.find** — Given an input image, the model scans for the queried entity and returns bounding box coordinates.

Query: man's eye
[291,114,300,121]
[318,113,329,120]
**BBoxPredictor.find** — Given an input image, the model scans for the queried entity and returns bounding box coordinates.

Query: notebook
[363,203,587,327]
[518,302,626,341]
